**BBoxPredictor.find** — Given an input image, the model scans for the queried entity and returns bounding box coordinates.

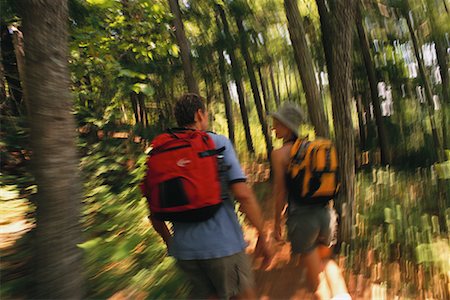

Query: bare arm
[230,182,273,268]
[271,148,288,240]
[230,182,265,234]
[149,215,172,249]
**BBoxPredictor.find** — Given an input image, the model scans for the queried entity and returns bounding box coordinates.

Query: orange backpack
[288,138,339,204]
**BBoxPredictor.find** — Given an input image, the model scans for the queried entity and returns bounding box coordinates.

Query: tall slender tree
[402,4,445,162]
[284,0,330,138]
[19,0,84,298]
[216,3,254,154]
[356,1,390,164]
[233,5,273,158]
[168,0,199,94]
[216,15,236,144]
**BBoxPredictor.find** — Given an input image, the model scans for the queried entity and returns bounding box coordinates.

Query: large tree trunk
[284,0,330,138]
[405,11,444,162]
[168,0,199,94]
[319,0,356,243]
[355,1,390,164]
[20,1,84,298]
[235,15,273,159]
[216,4,254,154]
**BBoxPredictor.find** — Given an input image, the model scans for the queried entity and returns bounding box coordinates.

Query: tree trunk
[269,62,280,107]
[216,4,254,154]
[168,0,199,94]
[217,48,235,144]
[282,60,291,100]
[435,36,449,149]
[0,59,6,101]
[1,24,23,114]
[321,0,356,243]
[10,26,30,115]
[353,80,367,150]
[20,1,84,298]
[284,0,330,138]
[138,93,148,128]
[130,92,140,125]
[405,11,444,162]
[355,1,390,164]
[258,66,270,114]
[235,15,272,159]
[316,0,333,85]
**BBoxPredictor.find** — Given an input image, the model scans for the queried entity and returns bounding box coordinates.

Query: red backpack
[140,129,226,222]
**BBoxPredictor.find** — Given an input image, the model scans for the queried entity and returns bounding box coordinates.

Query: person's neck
[184,124,202,131]
[283,135,297,145]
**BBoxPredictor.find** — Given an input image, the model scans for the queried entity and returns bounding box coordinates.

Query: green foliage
[343,168,449,297]
[79,138,189,299]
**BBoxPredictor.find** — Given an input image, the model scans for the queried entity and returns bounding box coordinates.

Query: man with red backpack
[141,93,273,299]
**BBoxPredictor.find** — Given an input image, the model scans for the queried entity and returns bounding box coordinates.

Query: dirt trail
[244,221,371,300]
[243,180,370,299]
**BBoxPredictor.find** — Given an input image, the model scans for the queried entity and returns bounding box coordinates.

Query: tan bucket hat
[269,101,305,136]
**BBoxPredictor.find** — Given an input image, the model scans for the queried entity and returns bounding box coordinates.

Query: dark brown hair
[174,93,206,127]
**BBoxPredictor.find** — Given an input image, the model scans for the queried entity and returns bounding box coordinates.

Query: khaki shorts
[176,251,254,299]
[286,204,338,254]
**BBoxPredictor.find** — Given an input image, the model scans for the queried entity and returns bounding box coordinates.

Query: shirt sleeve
[209,133,246,184]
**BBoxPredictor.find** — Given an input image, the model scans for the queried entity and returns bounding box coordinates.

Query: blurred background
[1,0,449,299]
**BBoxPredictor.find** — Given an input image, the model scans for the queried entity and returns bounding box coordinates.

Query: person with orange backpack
[140,93,273,299]
[269,102,350,300]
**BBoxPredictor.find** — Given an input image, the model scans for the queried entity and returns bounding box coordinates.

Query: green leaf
[119,69,147,80]
[169,44,179,57]
[132,83,154,96]
[86,0,115,8]
[78,237,102,250]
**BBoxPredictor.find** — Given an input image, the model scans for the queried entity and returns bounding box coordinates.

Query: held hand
[273,222,283,242]
[254,234,274,270]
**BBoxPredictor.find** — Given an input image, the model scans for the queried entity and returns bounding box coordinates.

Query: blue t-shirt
[168,133,247,260]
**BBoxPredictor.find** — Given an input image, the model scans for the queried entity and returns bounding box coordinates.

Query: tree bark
[355,1,390,164]
[235,15,272,159]
[138,93,148,128]
[20,0,84,298]
[10,26,30,115]
[282,60,291,100]
[316,0,333,85]
[435,36,449,149]
[353,80,367,150]
[168,0,199,94]
[216,4,254,153]
[217,48,235,144]
[269,62,280,107]
[321,0,356,243]
[284,0,330,138]
[405,11,444,162]
[258,66,270,114]
[1,24,23,114]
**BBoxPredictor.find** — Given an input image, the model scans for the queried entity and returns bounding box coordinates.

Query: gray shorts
[286,204,338,254]
[176,251,254,299]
